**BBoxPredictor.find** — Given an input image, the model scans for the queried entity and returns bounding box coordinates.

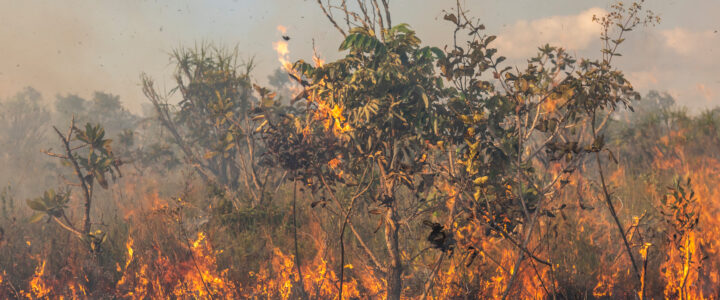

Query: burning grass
[1,131,718,299]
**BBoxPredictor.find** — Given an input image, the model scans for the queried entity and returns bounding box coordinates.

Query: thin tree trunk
[292,178,309,300]
[385,205,403,300]
[53,124,92,235]
[595,145,641,282]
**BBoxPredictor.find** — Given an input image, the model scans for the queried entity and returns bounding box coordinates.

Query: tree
[55,94,86,120]
[27,119,120,251]
[0,87,50,162]
[55,92,137,136]
[257,23,450,298]
[435,2,658,297]
[142,44,279,209]
[0,88,52,194]
[257,1,658,298]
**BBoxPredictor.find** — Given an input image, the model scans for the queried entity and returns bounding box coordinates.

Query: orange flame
[273,25,294,74]
[21,260,50,299]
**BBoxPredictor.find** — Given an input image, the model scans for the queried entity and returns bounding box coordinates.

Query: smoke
[1,1,719,111]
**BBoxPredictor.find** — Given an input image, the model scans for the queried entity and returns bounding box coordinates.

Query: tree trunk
[385,205,403,300]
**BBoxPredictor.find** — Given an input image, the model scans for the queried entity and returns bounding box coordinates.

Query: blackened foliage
[255,110,343,190]
[424,220,456,253]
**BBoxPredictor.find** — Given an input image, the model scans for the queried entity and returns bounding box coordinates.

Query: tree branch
[52,119,93,235]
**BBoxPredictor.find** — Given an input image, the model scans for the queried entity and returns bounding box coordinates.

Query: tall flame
[22,260,50,299]
[272,25,294,74]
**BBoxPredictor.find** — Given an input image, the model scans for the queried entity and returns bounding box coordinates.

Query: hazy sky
[1,0,718,113]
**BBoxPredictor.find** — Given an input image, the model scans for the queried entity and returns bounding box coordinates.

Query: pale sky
[0,0,718,112]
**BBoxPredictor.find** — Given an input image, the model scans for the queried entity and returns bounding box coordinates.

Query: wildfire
[541,88,573,113]
[273,25,293,72]
[248,247,373,299]
[5,141,719,299]
[114,232,237,299]
[21,260,50,299]
[116,237,134,286]
[658,162,720,299]
[272,23,306,102]
[313,47,325,67]
[314,101,351,135]
[175,232,236,298]
[327,155,345,178]
[271,24,350,137]
[5,91,720,300]
[592,274,615,297]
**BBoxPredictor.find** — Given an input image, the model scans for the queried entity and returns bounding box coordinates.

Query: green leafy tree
[258,1,658,298]
[257,20,451,300]
[436,2,658,297]
[142,44,278,208]
[28,120,120,250]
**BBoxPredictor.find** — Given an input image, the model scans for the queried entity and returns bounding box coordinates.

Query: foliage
[55,92,137,136]
[26,189,70,223]
[27,120,120,250]
[254,1,660,297]
[0,88,52,193]
[255,22,453,298]
[661,177,699,244]
[142,44,279,208]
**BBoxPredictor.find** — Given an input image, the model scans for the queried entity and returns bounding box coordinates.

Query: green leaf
[339,34,359,51]
[27,199,48,211]
[339,32,386,54]
[394,23,412,33]
[28,212,46,223]
[429,47,446,60]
